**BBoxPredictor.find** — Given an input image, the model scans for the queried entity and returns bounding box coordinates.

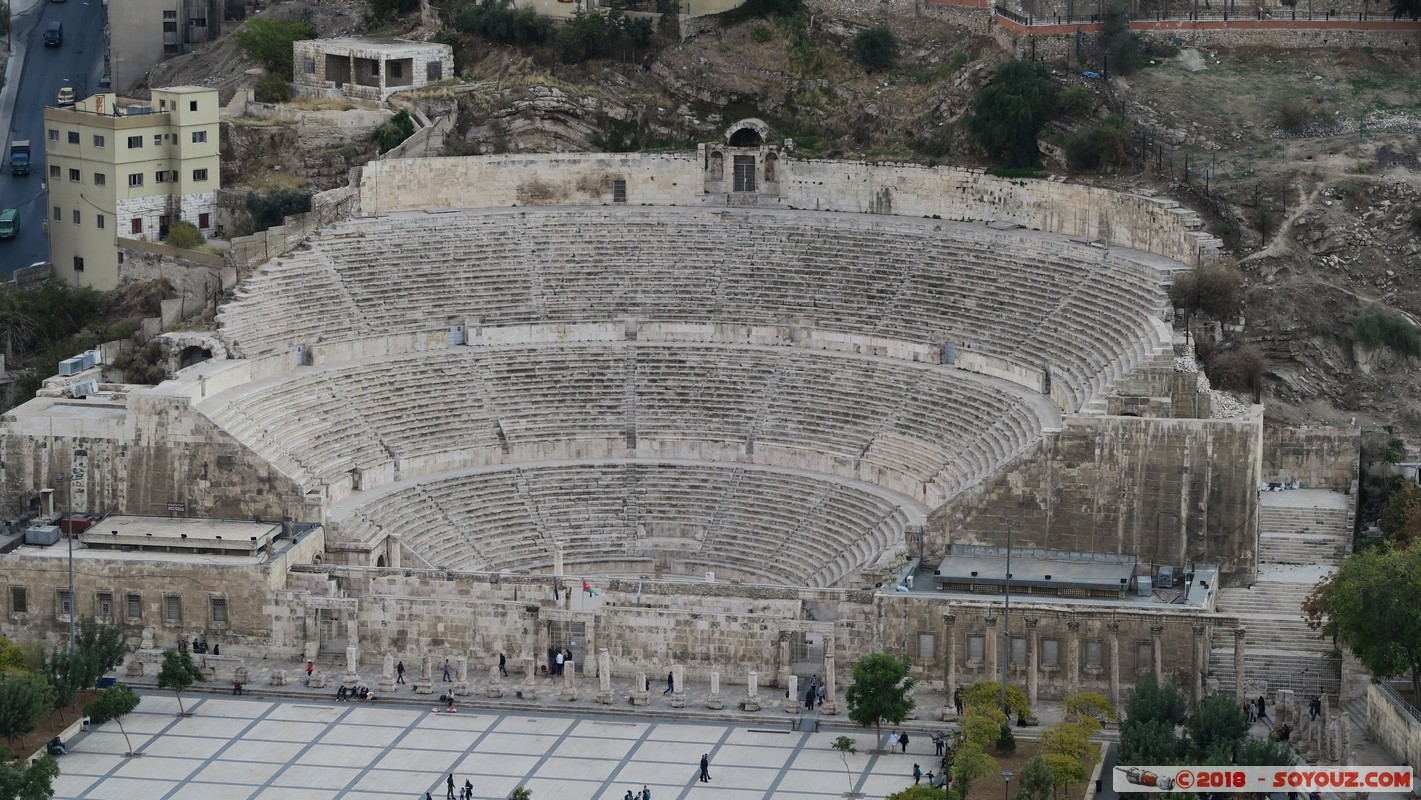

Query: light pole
[997,515,1020,715]
[1003,770,1015,800]
[67,480,76,652]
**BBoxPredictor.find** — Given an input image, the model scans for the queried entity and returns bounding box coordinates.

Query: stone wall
[991,13,1420,56]
[931,408,1264,584]
[1366,682,1421,776]
[225,183,361,271]
[1262,425,1359,490]
[359,154,1218,267]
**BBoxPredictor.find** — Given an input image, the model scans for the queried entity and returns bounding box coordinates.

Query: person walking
[499,652,508,678]
[817,683,826,707]
[443,659,452,682]
[900,731,910,753]
[953,687,964,715]
[700,753,712,783]
[913,764,923,785]
[1257,694,1268,722]
[463,779,472,799]
[642,785,652,800]
[805,685,816,710]
[625,792,635,800]
[663,671,674,696]
[306,660,314,682]
[888,731,899,751]
[446,773,455,800]
[397,660,406,685]
[555,650,565,676]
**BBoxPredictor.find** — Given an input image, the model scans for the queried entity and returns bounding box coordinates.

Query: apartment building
[110,0,224,93]
[44,87,220,290]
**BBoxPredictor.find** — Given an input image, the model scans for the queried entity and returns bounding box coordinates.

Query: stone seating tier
[330,460,926,588]
[198,342,1057,507]
[216,208,1176,413]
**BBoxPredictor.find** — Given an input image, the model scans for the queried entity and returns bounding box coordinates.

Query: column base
[940,706,956,721]
[596,690,614,705]
[126,661,145,678]
[669,692,688,708]
[821,701,838,715]
[784,699,801,714]
[705,693,724,710]
[378,678,396,693]
[516,687,538,700]
[630,691,651,706]
[309,672,327,689]
[342,672,361,686]
[741,699,761,712]
[414,681,433,695]
[453,681,471,696]
[269,669,288,686]
[560,688,578,701]
[485,683,505,698]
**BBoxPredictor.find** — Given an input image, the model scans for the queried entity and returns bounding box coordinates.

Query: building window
[192,168,208,182]
[69,168,80,182]
[163,20,177,31]
[67,131,80,144]
[427,61,442,81]
[966,634,985,665]
[211,597,227,623]
[73,256,84,272]
[1085,640,1104,669]
[97,592,113,619]
[163,9,176,17]
[191,17,206,26]
[153,134,163,146]
[129,173,143,186]
[613,179,627,203]
[93,134,105,148]
[9,586,26,614]
[198,212,209,228]
[49,165,60,179]
[190,101,198,111]
[1041,638,1060,669]
[94,172,106,186]
[917,633,935,663]
[127,135,143,148]
[48,128,59,141]
[370,61,380,76]
[390,62,402,78]
[72,209,80,224]
[54,206,61,221]
[131,218,143,234]
[156,171,168,183]
[1009,635,1027,667]
[1136,642,1154,675]
[304,58,315,74]
[126,593,142,620]
[164,595,181,623]
[97,214,105,230]
[57,589,73,617]
[192,130,207,143]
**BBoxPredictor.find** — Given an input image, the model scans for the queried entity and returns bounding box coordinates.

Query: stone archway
[724,117,769,147]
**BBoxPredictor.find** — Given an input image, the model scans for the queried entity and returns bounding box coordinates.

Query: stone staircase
[1209,490,1351,698]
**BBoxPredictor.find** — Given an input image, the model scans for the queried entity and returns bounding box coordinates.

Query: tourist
[624,791,635,800]
[817,683,826,707]
[555,650,565,676]
[642,785,651,800]
[306,660,315,681]
[499,652,508,677]
[232,679,243,696]
[953,687,964,715]
[933,731,945,756]
[192,637,201,652]
[805,685,816,710]
[397,660,406,684]
[446,773,455,800]
[888,731,900,751]
[337,685,347,701]
[663,671,674,695]
[1257,694,1268,721]
[914,764,923,784]
[900,731,910,753]
[212,644,220,656]
[48,737,66,756]
[443,659,452,682]
[463,779,472,798]
[700,753,711,782]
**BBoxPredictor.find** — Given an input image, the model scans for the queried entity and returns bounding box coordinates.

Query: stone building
[109,0,224,94]
[292,38,454,101]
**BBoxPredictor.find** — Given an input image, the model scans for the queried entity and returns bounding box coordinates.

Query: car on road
[44,21,62,46]
[0,209,20,239]
[57,86,75,106]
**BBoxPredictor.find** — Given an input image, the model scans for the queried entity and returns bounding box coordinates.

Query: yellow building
[44,86,220,290]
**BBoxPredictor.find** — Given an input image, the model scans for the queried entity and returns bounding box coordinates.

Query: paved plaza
[54,692,933,800]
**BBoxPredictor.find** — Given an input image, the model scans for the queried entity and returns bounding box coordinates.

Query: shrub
[234,16,316,79]
[753,22,773,41]
[165,220,204,249]
[718,0,802,23]
[1354,312,1421,357]
[968,60,1058,169]
[1102,1,1145,75]
[453,0,554,45]
[366,0,419,24]
[373,109,418,154]
[1059,85,1092,116]
[1064,115,1132,172]
[113,340,168,385]
[1273,98,1313,132]
[254,73,293,103]
[247,189,313,233]
[1169,264,1243,318]
[996,721,1017,753]
[851,26,898,72]
[1206,346,1264,392]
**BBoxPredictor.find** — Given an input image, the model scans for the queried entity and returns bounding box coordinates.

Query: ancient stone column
[378,652,396,693]
[744,671,761,712]
[1151,624,1165,685]
[822,653,839,716]
[1026,618,1039,711]
[597,648,614,704]
[385,534,401,569]
[1108,621,1121,708]
[343,645,361,685]
[553,541,565,577]
[416,653,434,695]
[1233,627,1247,702]
[561,661,578,701]
[777,636,791,689]
[1191,624,1207,705]
[486,663,505,698]
[706,671,724,710]
[784,674,799,713]
[453,655,471,696]
[670,664,687,708]
[631,671,650,706]
[1066,620,1081,696]
[520,657,538,700]
[985,616,998,685]
[941,613,957,721]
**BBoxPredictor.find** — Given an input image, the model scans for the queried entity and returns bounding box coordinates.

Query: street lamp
[1003,770,1015,800]
[997,515,1020,715]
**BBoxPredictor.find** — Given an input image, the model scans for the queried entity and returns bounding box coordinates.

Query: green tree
[246,189,314,233]
[1101,0,1145,75]
[831,735,857,794]
[508,787,532,800]
[1013,754,1054,800]
[38,648,81,724]
[1379,480,1421,545]
[255,73,294,103]
[889,787,948,800]
[845,652,915,752]
[851,26,898,71]
[1391,0,1420,20]
[1304,540,1421,699]
[234,16,316,79]
[1065,115,1132,172]
[85,684,142,756]
[1186,693,1248,759]
[951,741,997,800]
[373,109,418,154]
[961,706,1009,750]
[157,649,205,716]
[1119,677,1187,765]
[0,747,59,800]
[1234,736,1296,766]
[76,618,130,685]
[960,680,1030,719]
[996,721,1017,753]
[967,60,1058,169]
[1062,692,1116,731]
[366,0,419,24]
[1040,721,1095,763]
[1042,752,1088,796]
[0,673,51,750]
[0,638,25,676]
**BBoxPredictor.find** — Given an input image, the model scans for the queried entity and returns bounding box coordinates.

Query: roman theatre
[3,121,1350,712]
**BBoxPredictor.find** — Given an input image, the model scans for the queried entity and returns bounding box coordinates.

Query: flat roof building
[293,37,453,101]
[43,87,221,290]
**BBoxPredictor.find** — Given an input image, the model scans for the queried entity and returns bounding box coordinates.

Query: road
[0,0,107,277]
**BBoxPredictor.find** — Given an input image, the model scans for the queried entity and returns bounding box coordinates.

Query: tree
[851,26,898,71]
[0,674,51,751]
[1040,721,1095,763]
[85,684,142,756]
[996,721,1017,753]
[234,16,316,79]
[0,638,25,676]
[165,221,204,249]
[0,747,59,800]
[157,649,205,716]
[1013,754,1054,800]
[961,706,1009,750]
[1186,693,1248,759]
[831,735,857,795]
[1119,677,1187,765]
[373,110,418,155]
[1391,0,1420,20]
[1304,540,1421,699]
[366,0,419,24]
[889,787,948,800]
[1101,0,1145,75]
[1234,736,1296,766]
[845,652,915,752]
[1062,692,1117,731]
[951,741,997,800]
[961,680,1030,720]
[1042,752,1088,796]
[76,617,130,686]
[967,60,1058,169]
[1378,480,1421,545]
[508,788,532,800]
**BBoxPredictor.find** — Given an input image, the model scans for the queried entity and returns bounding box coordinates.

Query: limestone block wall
[1366,683,1421,775]
[1262,425,1359,490]
[931,409,1264,585]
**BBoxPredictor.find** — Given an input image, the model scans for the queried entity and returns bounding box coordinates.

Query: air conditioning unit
[1136,576,1153,597]
[58,357,84,376]
[1157,565,1176,589]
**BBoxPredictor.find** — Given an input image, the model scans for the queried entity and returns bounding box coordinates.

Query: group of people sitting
[336,685,377,701]
[179,638,217,655]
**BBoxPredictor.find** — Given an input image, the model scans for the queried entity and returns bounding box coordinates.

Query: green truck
[0,208,19,239]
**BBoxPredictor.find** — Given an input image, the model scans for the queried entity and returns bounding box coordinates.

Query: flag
[583,579,598,597]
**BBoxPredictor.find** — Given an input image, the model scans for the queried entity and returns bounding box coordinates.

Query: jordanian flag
[583,579,598,596]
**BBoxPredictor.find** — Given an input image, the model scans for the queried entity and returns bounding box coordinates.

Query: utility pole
[997,515,1021,714]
